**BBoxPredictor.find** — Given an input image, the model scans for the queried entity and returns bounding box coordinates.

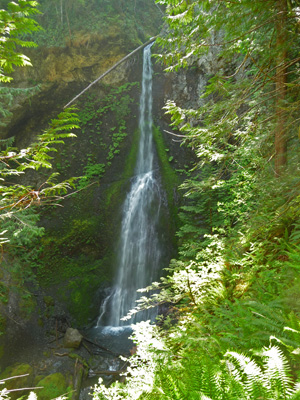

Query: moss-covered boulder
[0,363,33,400]
[35,372,71,400]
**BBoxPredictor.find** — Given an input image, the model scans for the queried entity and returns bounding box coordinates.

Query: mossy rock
[34,374,45,385]
[35,372,71,400]
[0,363,33,400]
[152,125,182,233]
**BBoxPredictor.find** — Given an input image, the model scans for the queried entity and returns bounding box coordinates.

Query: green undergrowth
[94,165,300,400]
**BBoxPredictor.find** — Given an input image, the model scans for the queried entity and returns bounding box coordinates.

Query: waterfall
[97,43,162,327]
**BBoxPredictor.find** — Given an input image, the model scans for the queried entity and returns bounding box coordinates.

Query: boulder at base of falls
[63,328,83,349]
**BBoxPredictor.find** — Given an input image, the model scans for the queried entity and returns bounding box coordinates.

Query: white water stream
[97,43,162,327]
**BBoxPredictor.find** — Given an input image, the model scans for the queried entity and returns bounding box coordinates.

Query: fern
[124,345,298,400]
[0,0,41,82]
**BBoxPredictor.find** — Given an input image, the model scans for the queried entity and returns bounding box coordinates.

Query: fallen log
[82,341,92,354]
[64,36,157,108]
[54,352,69,357]
[92,370,126,376]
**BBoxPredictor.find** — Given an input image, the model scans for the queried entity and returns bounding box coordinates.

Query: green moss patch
[58,258,111,325]
[0,363,33,400]
[104,128,140,212]
[35,372,71,400]
[153,126,181,227]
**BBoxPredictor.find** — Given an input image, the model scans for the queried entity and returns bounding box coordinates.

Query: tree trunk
[65,4,72,43]
[60,0,63,25]
[274,0,288,176]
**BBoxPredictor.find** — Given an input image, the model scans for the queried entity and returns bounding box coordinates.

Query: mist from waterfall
[97,43,162,327]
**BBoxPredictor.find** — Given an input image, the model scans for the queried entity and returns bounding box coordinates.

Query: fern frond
[262,346,295,399]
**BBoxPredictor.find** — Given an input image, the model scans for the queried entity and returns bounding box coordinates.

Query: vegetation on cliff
[94,0,300,398]
[32,0,162,48]
[3,0,300,398]
[0,0,80,306]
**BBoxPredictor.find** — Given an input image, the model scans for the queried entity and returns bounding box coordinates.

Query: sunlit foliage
[94,0,300,399]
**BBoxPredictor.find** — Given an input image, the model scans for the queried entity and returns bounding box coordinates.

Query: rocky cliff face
[3,34,134,146]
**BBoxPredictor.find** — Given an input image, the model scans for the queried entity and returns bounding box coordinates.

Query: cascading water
[97,43,162,327]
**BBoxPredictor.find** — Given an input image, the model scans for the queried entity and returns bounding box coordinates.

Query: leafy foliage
[0,0,81,345]
[0,0,41,83]
[94,0,300,399]
[0,0,42,126]
[0,108,79,218]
